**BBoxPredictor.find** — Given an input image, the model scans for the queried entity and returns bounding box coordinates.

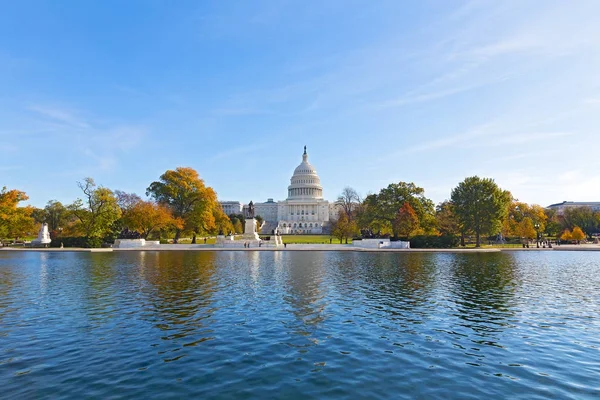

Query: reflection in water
[140,252,217,336]
[1,251,600,399]
[449,253,519,342]
[283,252,327,327]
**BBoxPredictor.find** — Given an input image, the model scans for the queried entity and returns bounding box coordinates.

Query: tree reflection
[359,253,437,318]
[139,251,217,340]
[449,253,519,345]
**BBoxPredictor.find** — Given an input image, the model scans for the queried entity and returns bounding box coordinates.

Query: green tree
[436,200,460,236]
[543,208,562,238]
[39,200,70,233]
[393,202,419,238]
[68,178,121,241]
[360,182,435,237]
[233,219,243,234]
[450,176,511,247]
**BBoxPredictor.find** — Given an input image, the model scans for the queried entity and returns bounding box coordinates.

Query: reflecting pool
[1,251,599,399]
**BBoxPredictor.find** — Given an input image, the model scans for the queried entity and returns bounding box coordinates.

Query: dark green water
[1,251,599,399]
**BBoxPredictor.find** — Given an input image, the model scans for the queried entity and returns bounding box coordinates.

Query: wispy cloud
[28,105,90,129]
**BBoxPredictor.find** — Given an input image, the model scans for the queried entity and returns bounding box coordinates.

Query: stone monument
[31,223,52,247]
[243,200,260,241]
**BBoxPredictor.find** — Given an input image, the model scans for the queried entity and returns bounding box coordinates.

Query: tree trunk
[174,229,181,244]
[460,232,465,247]
[191,233,197,244]
[475,230,481,247]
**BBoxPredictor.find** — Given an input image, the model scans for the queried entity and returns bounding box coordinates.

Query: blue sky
[1,0,599,208]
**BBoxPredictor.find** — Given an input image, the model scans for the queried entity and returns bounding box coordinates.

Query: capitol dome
[287,146,323,200]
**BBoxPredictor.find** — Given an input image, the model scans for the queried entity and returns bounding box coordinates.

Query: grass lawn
[277,234,350,244]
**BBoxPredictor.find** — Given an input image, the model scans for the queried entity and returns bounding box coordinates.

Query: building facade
[219,147,335,234]
[220,201,243,215]
[546,201,600,215]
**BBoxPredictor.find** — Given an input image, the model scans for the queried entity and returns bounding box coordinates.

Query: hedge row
[406,234,459,249]
[49,236,104,248]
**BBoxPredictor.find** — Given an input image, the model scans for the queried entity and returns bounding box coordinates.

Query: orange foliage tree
[123,201,183,239]
[393,202,419,238]
[146,167,231,243]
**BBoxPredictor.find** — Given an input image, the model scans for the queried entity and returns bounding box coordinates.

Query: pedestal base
[244,219,260,240]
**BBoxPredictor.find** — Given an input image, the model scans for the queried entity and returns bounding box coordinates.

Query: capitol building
[220,147,338,234]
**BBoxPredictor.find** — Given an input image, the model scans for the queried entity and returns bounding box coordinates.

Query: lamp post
[534,223,540,248]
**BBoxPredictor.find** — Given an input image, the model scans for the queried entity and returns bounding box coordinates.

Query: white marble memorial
[31,223,52,247]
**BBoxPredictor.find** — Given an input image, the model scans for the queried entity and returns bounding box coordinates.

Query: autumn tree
[560,229,572,242]
[517,217,536,241]
[146,167,225,243]
[393,202,419,238]
[451,176,511,247]
[503,201,547,238]
[360,182,436,237]
[123,201,183,239]
[332,210,357,244]
[571,226,585,244]
[68,178,121,241]
[0,187,35,241]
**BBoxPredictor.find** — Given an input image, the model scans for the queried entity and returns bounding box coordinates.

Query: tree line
[2,172,598,247]
[0,167,232,246]
[331,176,600,247]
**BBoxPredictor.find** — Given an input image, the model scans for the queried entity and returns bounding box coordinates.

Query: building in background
[220,147,336,234]
[546,201,600,215]
[220,201,243,215]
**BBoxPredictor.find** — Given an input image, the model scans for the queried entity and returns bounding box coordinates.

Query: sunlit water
[1,251,599,399]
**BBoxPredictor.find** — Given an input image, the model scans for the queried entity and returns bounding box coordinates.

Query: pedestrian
[204,237,207,244]
[284,243,287,248]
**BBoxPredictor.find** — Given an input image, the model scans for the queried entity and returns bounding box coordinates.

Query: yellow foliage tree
[517,217,536,240]
[560,229,572,242]
[571,226,585,244]
[0,187,35,241]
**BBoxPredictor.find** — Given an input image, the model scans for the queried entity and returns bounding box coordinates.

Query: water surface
[1,251,599,399]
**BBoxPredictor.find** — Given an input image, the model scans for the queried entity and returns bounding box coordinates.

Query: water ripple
[1,250,600,399]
